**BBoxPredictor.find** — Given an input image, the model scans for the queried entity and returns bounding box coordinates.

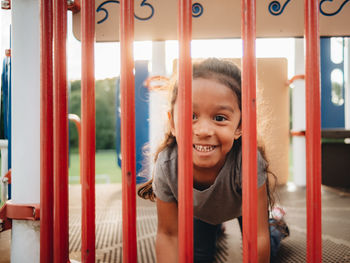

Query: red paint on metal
[5,49,11,57]
[53,1,69,262]
[0,201,40,220]
[286,74,305,86]
[177,1,193,262]
[40,0,53,261]
[4,169,11,184]
[0,202,40,232]
[290,130,306,137]
[81,0,96,261]
[68,0,81,13]
[120,0,137,262]
[241,0,258,262]
[304,0,322,262]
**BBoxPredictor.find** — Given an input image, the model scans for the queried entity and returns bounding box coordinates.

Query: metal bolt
[1,0,10,10]
[5,49,11,57]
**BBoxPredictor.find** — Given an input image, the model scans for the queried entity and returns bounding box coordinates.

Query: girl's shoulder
[231,146,267,188]
[154,145,178,182]
[152,145,179,202]
[156,145,178,165]
[232,146,267,171]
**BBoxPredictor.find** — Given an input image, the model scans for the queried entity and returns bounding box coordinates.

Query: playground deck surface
[1,183,349,262]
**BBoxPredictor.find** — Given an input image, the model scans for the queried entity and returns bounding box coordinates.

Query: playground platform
[0,183,349,262]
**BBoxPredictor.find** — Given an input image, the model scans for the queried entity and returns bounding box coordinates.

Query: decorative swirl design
[268,0,291,16]
[192,3,203,18]
[96,0,154,24]
[320,0,350,16]
[96,0,118,24]
[134,0,155,21]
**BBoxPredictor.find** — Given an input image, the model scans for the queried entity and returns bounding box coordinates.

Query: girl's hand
[156,199,178,263]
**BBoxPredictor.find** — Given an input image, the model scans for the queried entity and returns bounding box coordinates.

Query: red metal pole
[177,0,193,262]
[304,0,322,262]
[81,0,96,262]
[120,0,137,262]
[241,0,258,262]
[53,1,69,262]
[40,0,54,261]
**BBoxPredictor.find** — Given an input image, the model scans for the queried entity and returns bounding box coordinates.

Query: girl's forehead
[192,78,239,108]
[192,77,237,96]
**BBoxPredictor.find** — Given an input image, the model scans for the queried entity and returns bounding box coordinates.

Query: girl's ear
[234,125,242,140]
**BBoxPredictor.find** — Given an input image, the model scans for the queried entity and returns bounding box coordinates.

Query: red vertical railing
[81,0,96,262]
[53,1,69,262]
[40,2,323,263]
[241,0,258,262]
[177,0,193,262]
[40,0,54,262]
[304,0,322,262]
[120,0,137,262]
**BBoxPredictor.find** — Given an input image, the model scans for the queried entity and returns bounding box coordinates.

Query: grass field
[69,150,122,184]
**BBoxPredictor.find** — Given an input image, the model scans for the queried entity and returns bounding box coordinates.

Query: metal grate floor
[69,204,229,263]
[67,184,350,263]
[1,184,349,263]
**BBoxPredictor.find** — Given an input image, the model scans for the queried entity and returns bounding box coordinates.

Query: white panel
[11,221,40,263]
[11,0,40,262]
[292,38,306,186]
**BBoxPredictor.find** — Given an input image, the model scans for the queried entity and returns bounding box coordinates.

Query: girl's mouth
[193,144,216,152]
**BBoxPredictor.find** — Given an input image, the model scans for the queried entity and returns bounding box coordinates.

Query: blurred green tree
[69,78,117,150]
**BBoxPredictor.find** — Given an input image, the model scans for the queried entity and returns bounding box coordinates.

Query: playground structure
[0,0,350,262]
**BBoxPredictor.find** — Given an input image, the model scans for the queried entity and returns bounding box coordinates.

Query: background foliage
[69,78,117,150]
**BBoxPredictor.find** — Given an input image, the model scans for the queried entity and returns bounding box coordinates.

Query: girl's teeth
[194,145,215,152]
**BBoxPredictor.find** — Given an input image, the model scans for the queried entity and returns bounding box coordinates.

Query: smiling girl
[138,58,288,262]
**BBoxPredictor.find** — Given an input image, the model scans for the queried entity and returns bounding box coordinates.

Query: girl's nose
[193,120,214,137]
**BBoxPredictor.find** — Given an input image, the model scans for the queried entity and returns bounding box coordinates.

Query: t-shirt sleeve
[152,160,177,203]
[234,149,267,189]
[257,151,267,188]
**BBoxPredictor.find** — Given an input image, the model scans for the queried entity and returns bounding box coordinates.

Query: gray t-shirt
[152,145,267,225]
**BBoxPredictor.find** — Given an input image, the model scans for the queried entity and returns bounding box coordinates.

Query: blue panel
[116,61,150,184]
[320,37,345,129]
[1,56,11,199]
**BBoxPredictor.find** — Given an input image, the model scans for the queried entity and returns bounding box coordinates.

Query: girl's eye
[192,113,197,120]
[214,115,227,122]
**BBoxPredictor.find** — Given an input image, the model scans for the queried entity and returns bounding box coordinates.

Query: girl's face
[171,77,242,171]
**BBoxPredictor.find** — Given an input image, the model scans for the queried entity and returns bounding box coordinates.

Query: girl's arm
[156,198,178,263]
[257,183,271,263]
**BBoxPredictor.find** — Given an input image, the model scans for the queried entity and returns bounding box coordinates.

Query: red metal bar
[177,0,193,262]
[40,0,54,261]
[120,0,137,262]
[241,0,258,262]
[81,0,96,262]
[53,0,69,262]
[304,0,322,262]
[286,74,305,86]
